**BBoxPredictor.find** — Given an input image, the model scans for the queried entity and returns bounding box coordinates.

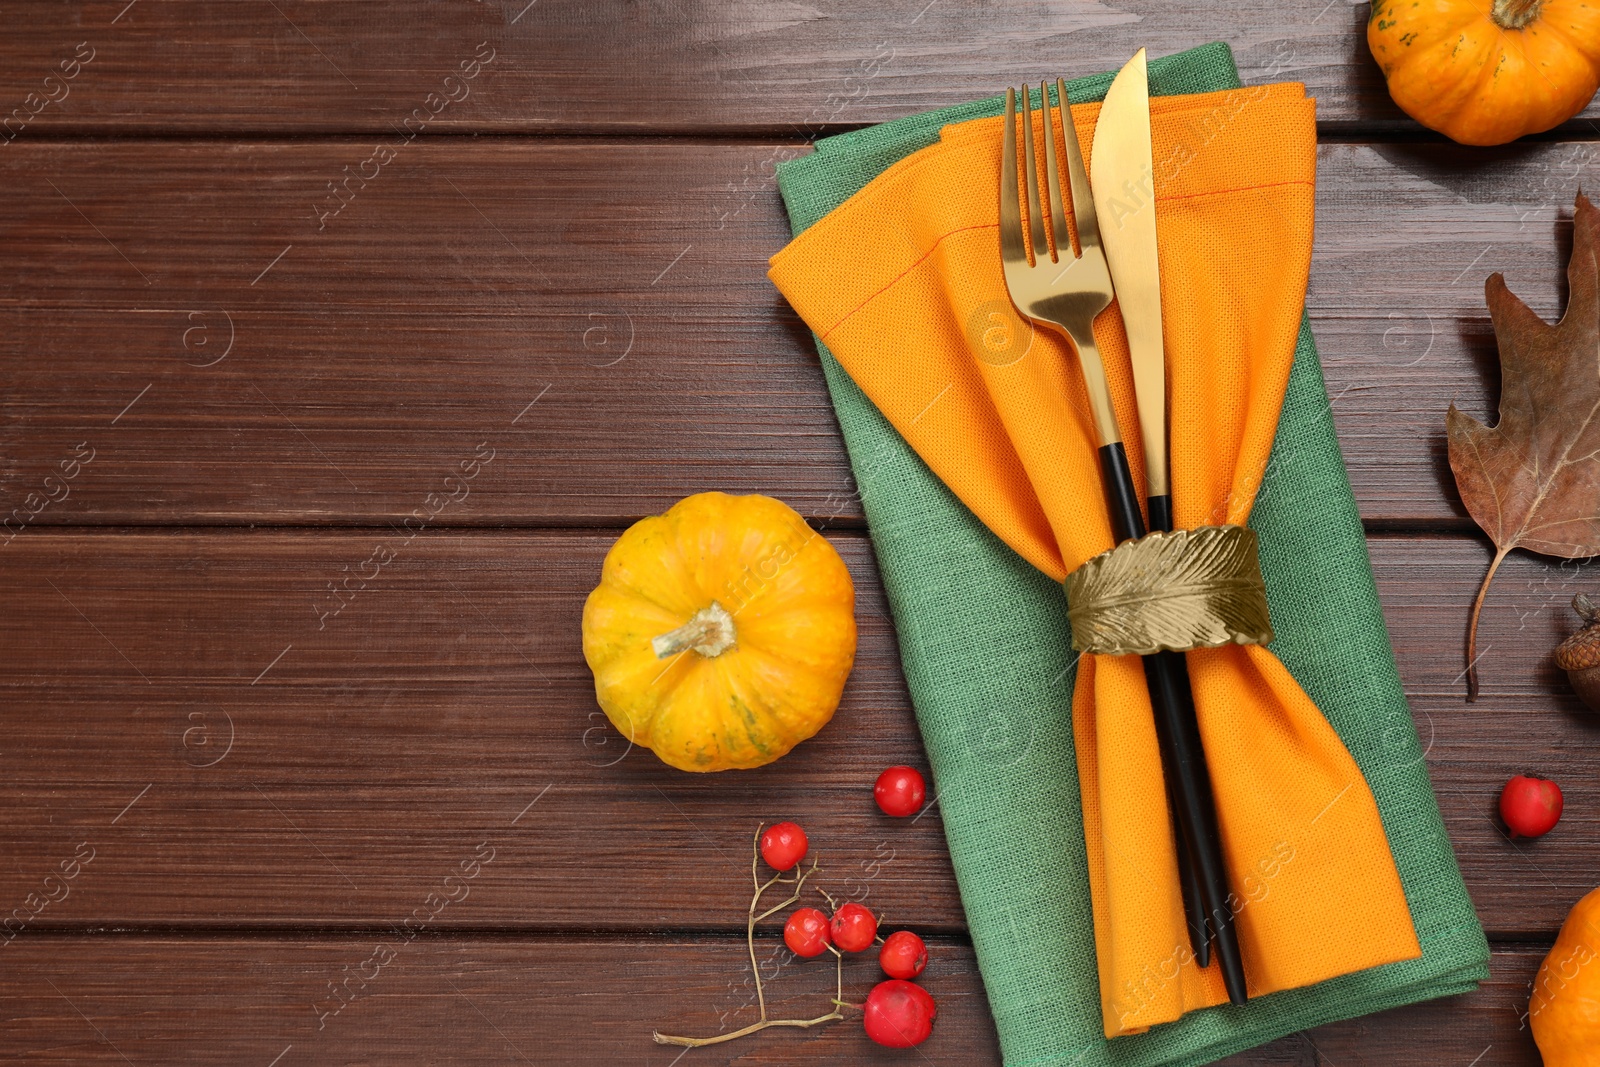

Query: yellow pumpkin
[582,492,857,772]
[1368,0,1600,146]
[1530,885,1600,1065]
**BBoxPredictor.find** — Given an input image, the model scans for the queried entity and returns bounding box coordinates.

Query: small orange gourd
[582,492,856,772]
[1530,885,1600,1065]
[1368,0,1600,146]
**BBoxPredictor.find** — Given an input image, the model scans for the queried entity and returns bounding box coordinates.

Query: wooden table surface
[2,2,1597,1063]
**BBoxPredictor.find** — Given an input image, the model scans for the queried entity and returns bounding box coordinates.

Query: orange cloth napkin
[769,84,1421,1036]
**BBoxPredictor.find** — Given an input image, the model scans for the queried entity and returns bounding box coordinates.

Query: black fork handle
[1148,491,1211,967]
[1096,445,1248,1005]
[1104,453,1206,962]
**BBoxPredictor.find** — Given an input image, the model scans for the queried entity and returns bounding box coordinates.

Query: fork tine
[1000,88,1026,266]
[1019,85,1049,264]
[1040,80,1072,261]
[1056,78,1101,251]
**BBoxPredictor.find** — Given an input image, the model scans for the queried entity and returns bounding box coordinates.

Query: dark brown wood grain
[0,530,1591,937]
[1374,536,1600,939]
[1229,948,1543,1066]
[0,934,1001,1065]
[1,139,1594,525]
[0,3,1588,1060]
[0,531,955,931]
[0,0,1596,137]
[0,936,1547,1065]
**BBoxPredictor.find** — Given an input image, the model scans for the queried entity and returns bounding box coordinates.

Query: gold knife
[1090,50,1249,1003]
[1092,49,1169,527]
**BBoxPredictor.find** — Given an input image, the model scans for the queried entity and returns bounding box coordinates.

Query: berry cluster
[763,820,936,1048]
[653,765,937,1051]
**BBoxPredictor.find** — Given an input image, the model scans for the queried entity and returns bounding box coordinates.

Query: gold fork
[999,81,1121,459]
[998,79,1249,1004]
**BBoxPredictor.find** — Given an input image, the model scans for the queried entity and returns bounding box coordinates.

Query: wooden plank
[1,139,1595,525]
[0,0,1596,136]
[0,934,1003,1065]
[1312,142,1600,525]
[0,935,1547,1065]
[1375,535,1600,940]
[0,530,1593,936]
[0,139,851,526]
[0,531,964,930]
[1231,948,1543,1066]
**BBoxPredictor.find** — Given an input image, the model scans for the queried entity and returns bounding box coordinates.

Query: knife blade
[1091,48,1169,520]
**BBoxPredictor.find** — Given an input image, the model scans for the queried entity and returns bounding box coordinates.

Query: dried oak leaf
[1448,192,1600,700]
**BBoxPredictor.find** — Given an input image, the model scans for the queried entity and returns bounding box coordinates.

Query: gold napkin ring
[1064,525,1274,656]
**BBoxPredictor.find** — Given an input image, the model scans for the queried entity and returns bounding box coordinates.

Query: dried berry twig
[652,824,844,1048]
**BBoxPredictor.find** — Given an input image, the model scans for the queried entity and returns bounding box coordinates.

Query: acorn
[1554,594,1600,712]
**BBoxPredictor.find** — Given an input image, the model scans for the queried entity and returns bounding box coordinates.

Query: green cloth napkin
[775,41,1488,1067]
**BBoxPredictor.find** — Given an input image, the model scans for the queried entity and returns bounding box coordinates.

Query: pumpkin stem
[652,601,737,659]
[1491,0,1543,29]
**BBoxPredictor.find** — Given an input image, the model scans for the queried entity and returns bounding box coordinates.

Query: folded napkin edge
[768,86,1317,287]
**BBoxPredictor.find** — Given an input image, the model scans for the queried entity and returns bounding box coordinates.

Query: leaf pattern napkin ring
[1064,525,1274,656]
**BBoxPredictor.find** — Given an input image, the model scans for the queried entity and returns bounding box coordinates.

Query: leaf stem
[1466,546,1510,702]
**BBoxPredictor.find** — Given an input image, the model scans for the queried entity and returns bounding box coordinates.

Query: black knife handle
[1147,493,1173,536]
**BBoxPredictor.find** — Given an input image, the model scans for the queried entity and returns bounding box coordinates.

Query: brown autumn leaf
[1448,192,1600,700]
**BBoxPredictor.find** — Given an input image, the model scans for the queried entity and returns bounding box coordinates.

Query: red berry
[1500,774,1563,838]
[879,930,928,979]
[830,901,877,952]
[783,907,832,958]
[863,979,936,1048]
[760,822,808,871]
[874,766,927,818]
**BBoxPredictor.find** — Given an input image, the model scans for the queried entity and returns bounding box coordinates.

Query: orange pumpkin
[1530,885,1600,1065]
[1368,0,1600,145]
[582,493,857,772]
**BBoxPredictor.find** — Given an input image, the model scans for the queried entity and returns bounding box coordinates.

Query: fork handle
[1146,490,1211,968]
[1093,443,1250,1005]
[1072,334,1125,456]
[1097,444,1144,543]
[1144,649,1248,1004]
